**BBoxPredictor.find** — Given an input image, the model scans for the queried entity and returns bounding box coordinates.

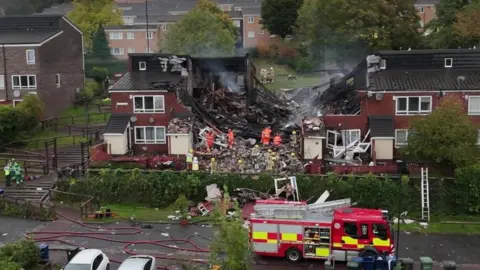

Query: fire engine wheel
[286,248,302,262]
[359,247,379,258]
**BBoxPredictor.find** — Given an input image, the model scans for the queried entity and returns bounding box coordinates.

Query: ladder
[420,167,430,222]
[197,203,210,216]
[254,199,352,219]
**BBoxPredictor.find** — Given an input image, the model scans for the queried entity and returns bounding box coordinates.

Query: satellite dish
[375,93,384,101]
[13,90,20,98]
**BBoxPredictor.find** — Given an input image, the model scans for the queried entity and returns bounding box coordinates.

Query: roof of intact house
[0,15,63,44]
[104,113,132,134]
[367,49,480,91]
[109,72,184,91]
[369,116,394,138]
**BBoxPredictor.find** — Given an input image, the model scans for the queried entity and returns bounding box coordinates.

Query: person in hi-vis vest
[192,157,199,171]
[3,160,11,187]
[186,149,193,170]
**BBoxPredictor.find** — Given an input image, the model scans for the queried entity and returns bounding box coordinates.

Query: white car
[63,249,110,270]
[118,255,156,270]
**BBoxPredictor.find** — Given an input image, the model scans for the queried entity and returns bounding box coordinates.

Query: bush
[0,240,40,269]
[295,57,314,73]
[0,105,39,145]
[79,80,98,102]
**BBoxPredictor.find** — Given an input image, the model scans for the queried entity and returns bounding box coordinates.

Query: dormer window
[380,59,386,69]
[445,58,453,68]
[139,61,146,71]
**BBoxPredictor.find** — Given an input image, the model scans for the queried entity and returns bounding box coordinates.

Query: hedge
[57,165,480,217]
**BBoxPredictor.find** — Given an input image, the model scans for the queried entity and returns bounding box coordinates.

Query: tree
[296,0,421,66]
[209,190,250,270]
[4,0,34,15]
[16,94,44,120]
[453,1,480,42]
[67,0,123,50]
[405,96,477,170]
[89,26,112,60]
[163,0,237,56]
[261,0,303,38]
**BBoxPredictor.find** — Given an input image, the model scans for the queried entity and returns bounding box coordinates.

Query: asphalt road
[2,217,480,269]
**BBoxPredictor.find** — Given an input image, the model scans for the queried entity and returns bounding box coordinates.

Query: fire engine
[248,197,394,262]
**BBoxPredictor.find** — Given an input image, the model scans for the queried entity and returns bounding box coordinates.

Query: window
[234,7,242,11]
[359,224,369,239]
[248,16,254,23]
[445,58,453,68]
[128,48,135,53]
[0,75,4,89]
[248,31,255,38]
[468,96,480,115]
[111,48,124,55]
[135,126,166,144]
[233,20,241,27]
[341,129,361,145]
[418,6,424,13]
[395,129,409,148]
[55,74,60,87]
[396,96,432,115]
[372,224,388,240]
[259,30,264,34]
[127,32,135,39]
[146,32,154,39]
[134,96,165,113]
[123,16,134,25]
[26,49,35,65]
[139,61,147,71]
[92,255,103,270]
[162,24,168,31]
[380,59,386,69]
[344,222,358,238]
[109,32,123,40]
[145,48,153,53]
[12,75,36,89]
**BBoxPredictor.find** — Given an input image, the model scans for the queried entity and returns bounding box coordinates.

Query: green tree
[16,94,44,120]
[89,26,112,60]
[209,190,250,270]
[453,1,480,42]
[405,96,478,170]
[67,0,123,50]
[163,0,236,56]
[261,0,303,38]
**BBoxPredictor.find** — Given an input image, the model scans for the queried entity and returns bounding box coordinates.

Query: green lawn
[23,130,88,150]
[399,216,480,234]
[57,98,111,125]
[252,59,325,93]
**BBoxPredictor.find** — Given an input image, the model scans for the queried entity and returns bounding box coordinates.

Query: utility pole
[84,97,88,140]
[145,0,150,53]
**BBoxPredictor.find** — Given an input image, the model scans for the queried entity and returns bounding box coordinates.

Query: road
[2,216,480,269]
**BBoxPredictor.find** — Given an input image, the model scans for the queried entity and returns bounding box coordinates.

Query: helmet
[189,149,193,153]
[268,149,272,153]
[255,145,259,148]
[271,157,277,160]
[211,158,215,161]
[238,160,243,164]
[292,130,296,135]
[291,153,295,157]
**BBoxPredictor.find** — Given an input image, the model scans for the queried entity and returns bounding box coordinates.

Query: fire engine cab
[248,197,394,262]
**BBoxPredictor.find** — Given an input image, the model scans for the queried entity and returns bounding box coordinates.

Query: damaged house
[103,53,293,156]
[317,48,480,167]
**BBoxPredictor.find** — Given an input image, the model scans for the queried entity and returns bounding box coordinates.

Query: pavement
[1,215,480,269]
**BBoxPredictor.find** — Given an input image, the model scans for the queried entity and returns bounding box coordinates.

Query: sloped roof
[104,113,132,134]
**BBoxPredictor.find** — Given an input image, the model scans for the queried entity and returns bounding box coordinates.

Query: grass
[23,130,88,150]
[57,98,111,125]
[399,216,480,234]
[252,59,326,93]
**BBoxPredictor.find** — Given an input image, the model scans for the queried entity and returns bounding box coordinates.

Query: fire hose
[25,212,211,270]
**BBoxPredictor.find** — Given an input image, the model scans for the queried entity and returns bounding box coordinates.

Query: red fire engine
[248,199,394,262]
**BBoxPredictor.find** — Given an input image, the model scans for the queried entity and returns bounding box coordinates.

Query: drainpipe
[2,44,8,101]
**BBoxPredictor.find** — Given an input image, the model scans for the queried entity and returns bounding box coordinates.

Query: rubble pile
[302,117,325,133]
[315,76,360,115]
[167,117,192,134]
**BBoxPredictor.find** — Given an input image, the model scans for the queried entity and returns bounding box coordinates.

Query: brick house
[321,49,480,163]
[415,0,439,30]
[0,15,84,118]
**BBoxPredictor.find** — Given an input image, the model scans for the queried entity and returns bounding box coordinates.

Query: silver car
[118,255,156,270]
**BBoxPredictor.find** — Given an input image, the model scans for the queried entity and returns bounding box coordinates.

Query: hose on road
[25,212,211,270]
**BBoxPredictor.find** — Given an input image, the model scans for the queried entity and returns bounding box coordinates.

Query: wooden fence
[0,195,56,220]
[50,190,96,219]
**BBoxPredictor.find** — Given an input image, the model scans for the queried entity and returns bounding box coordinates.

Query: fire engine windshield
[372,223,390,240]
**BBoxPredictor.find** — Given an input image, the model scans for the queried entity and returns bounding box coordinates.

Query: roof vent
[380,59,386,70]
[445,58,453,68]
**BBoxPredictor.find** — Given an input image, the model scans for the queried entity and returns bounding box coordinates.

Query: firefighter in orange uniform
[227,128,234,149]
[273,133,282,146]
[261,126,272,145]
[206,130,215,152]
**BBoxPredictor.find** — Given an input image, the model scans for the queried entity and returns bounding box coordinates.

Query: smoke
[202,59,245,93]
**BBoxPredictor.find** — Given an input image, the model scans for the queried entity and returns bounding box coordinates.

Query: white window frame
[26,49,35,65]
[139,61,146,71]
[55,73,60,87]
[123,16,134,25]
[468,96,480,115]
[0,75,4,90]
[233,20,241,27]
[341,129,361,145]
[248,31,255,38]
[134,126,166,144]
[248,16,254,23]
[133,95,165,113]
[162,24,167,31]
[395,96,432,115]
[127,48,135,53]
[126,32,135,39]
[12,75,37,89]
[146,32,154,39]
[380,59,386,69]
[259,30,265,35]
[444,58,453,68]
[418,7,424,13]
[109,32,123,40]
[395,129,409,148]
[111,48,124,55]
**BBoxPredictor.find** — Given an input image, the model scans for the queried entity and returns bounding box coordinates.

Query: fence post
[54,120,58,133]
[80,142,85,173]
[53,138,58,169]
[44,142,49,174]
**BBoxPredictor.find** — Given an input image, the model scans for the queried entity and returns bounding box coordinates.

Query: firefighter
[238,159,245,173]
[227,129,234,149]
[261,126,272,145]
[290,130,298,146]
[206,130,215,152]
[3,160,11,187]
[273,133,282,146]
[11,160,23,186]
[210,157,217,173]
[186,149,194,170]
[251,144,260,156]
[266,156,274,171]
[270,67,275,83]
[192,157,199,171]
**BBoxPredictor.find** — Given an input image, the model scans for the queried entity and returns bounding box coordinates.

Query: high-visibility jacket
[273,136,282,145]
[4,166,10,176]
[207,133,215,145]
[186,153,193,163]
[192,160,199,171]
[227,131,234,142]
[210,161,217,172]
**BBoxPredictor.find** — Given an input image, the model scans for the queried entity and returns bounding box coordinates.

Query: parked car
[63,249,110,270]
[118,255,156,270]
